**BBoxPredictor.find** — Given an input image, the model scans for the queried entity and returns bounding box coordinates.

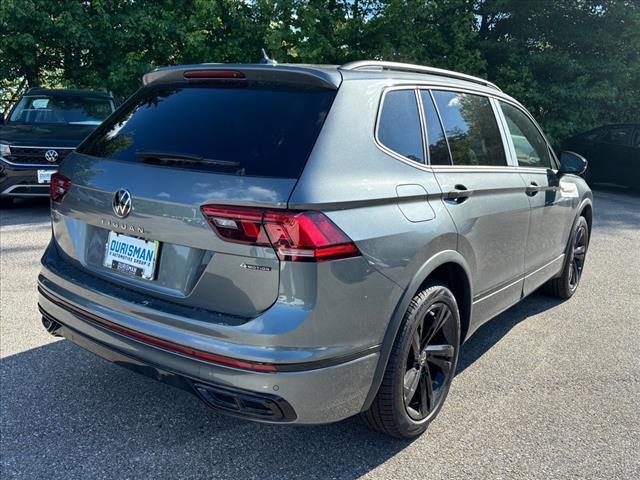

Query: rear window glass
[377,90,424,163]
[420,91,451,165]
[432,91,507,167]
[78,86,336,178]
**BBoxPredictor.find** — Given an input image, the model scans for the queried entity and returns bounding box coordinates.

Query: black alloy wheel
[568,222,588,290]
[403,302,457,421]
[543,215,590,299]
[361,282,461,438]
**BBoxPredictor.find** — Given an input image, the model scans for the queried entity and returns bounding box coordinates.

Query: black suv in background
[563,123,640,189]
[0,88,116,206]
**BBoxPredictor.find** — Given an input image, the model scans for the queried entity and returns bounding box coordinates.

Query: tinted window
[432,91,506,167]
[420,91,451,165]
[602,126,633,146]
[378,90,424,163]
[9,95,113,125]
[582,128,604,142]
[78,86,336,178]
[500,102,552,169]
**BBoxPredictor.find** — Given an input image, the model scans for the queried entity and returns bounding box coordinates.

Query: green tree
[1,0,638,142]
[475,0,640,143]
[364,0,485,74]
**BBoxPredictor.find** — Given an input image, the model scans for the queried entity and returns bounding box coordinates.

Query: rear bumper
[37,276,380,424]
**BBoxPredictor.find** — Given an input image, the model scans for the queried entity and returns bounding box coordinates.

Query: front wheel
[543,216,589,299]
[360,282,461,438]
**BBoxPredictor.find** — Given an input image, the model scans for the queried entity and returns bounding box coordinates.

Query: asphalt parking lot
[1,188,639,480]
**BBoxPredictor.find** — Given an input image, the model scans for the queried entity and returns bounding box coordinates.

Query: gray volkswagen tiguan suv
[38,61,593,438]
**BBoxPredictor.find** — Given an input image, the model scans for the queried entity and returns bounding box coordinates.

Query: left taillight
[201,205,360,262]
[50,172,71,204]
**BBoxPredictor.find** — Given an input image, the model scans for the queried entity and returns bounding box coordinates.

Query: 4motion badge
[240,263,272,272]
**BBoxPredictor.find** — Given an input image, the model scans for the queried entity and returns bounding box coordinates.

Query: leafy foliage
[1,0,638,141]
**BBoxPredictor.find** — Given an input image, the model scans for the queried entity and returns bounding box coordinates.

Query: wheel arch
[361,250,473,411]
[580,199,593,236]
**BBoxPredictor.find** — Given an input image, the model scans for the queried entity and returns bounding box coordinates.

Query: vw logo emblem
[44,149,59,163]
[112,188,132,218]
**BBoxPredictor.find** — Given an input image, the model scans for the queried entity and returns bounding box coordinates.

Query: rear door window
[582,128,604,142]
[601,126,633,146]
[419,91,451,165]
[431,91,507,167]
[500,101,552,169]
[377,90,424,163]
[78,86,336,178]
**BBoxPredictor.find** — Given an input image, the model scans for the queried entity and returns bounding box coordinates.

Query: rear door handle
[525,182,540,196]
[445,184,472,204]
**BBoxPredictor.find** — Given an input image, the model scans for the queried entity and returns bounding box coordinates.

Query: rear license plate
[103,231,159,280]
[37,169,56,184]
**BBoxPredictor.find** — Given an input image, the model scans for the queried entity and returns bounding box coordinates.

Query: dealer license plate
[37,170,56,184]
[103,231,159,280]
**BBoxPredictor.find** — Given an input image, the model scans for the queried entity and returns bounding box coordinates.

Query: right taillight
[50,172,71,204]
[201,205,360,262]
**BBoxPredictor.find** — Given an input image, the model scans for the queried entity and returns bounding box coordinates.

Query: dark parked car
[38,61,592,438]
[563,123,640,189]
[0,88,116,206]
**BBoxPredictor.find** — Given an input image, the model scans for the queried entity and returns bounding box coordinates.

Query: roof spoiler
[143,64,341,90]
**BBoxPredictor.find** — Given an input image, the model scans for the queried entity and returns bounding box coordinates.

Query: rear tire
[0,196,13,209]
[360,282,460,438]
[543,216,589,299]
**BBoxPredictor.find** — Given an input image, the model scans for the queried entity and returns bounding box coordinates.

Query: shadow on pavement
[1,339,410,480]
[0,198,50,227]
[457,292,562,374]
[1,291,570,479]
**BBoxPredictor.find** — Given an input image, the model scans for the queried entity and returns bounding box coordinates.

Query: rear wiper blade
[135,150,241,167]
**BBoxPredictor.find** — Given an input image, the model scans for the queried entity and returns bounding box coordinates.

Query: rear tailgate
[51,68,338,318]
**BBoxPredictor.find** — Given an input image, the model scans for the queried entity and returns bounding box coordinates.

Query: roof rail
[339,60,501,91]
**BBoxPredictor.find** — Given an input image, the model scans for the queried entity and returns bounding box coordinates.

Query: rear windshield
[78,85,336,178]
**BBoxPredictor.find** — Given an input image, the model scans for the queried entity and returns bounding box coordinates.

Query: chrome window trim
[491,98,519,167]
[426,88,510,169]
[427,85,558,171]
[424,90,454,166]
[496,98,560,172]
[373,86,430,170]
[491,96,518,168]
[414,89,429,165]
[430,165,524,174]
[373,82,559,173]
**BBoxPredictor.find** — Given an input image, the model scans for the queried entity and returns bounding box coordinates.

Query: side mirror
[558,151,588,176]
